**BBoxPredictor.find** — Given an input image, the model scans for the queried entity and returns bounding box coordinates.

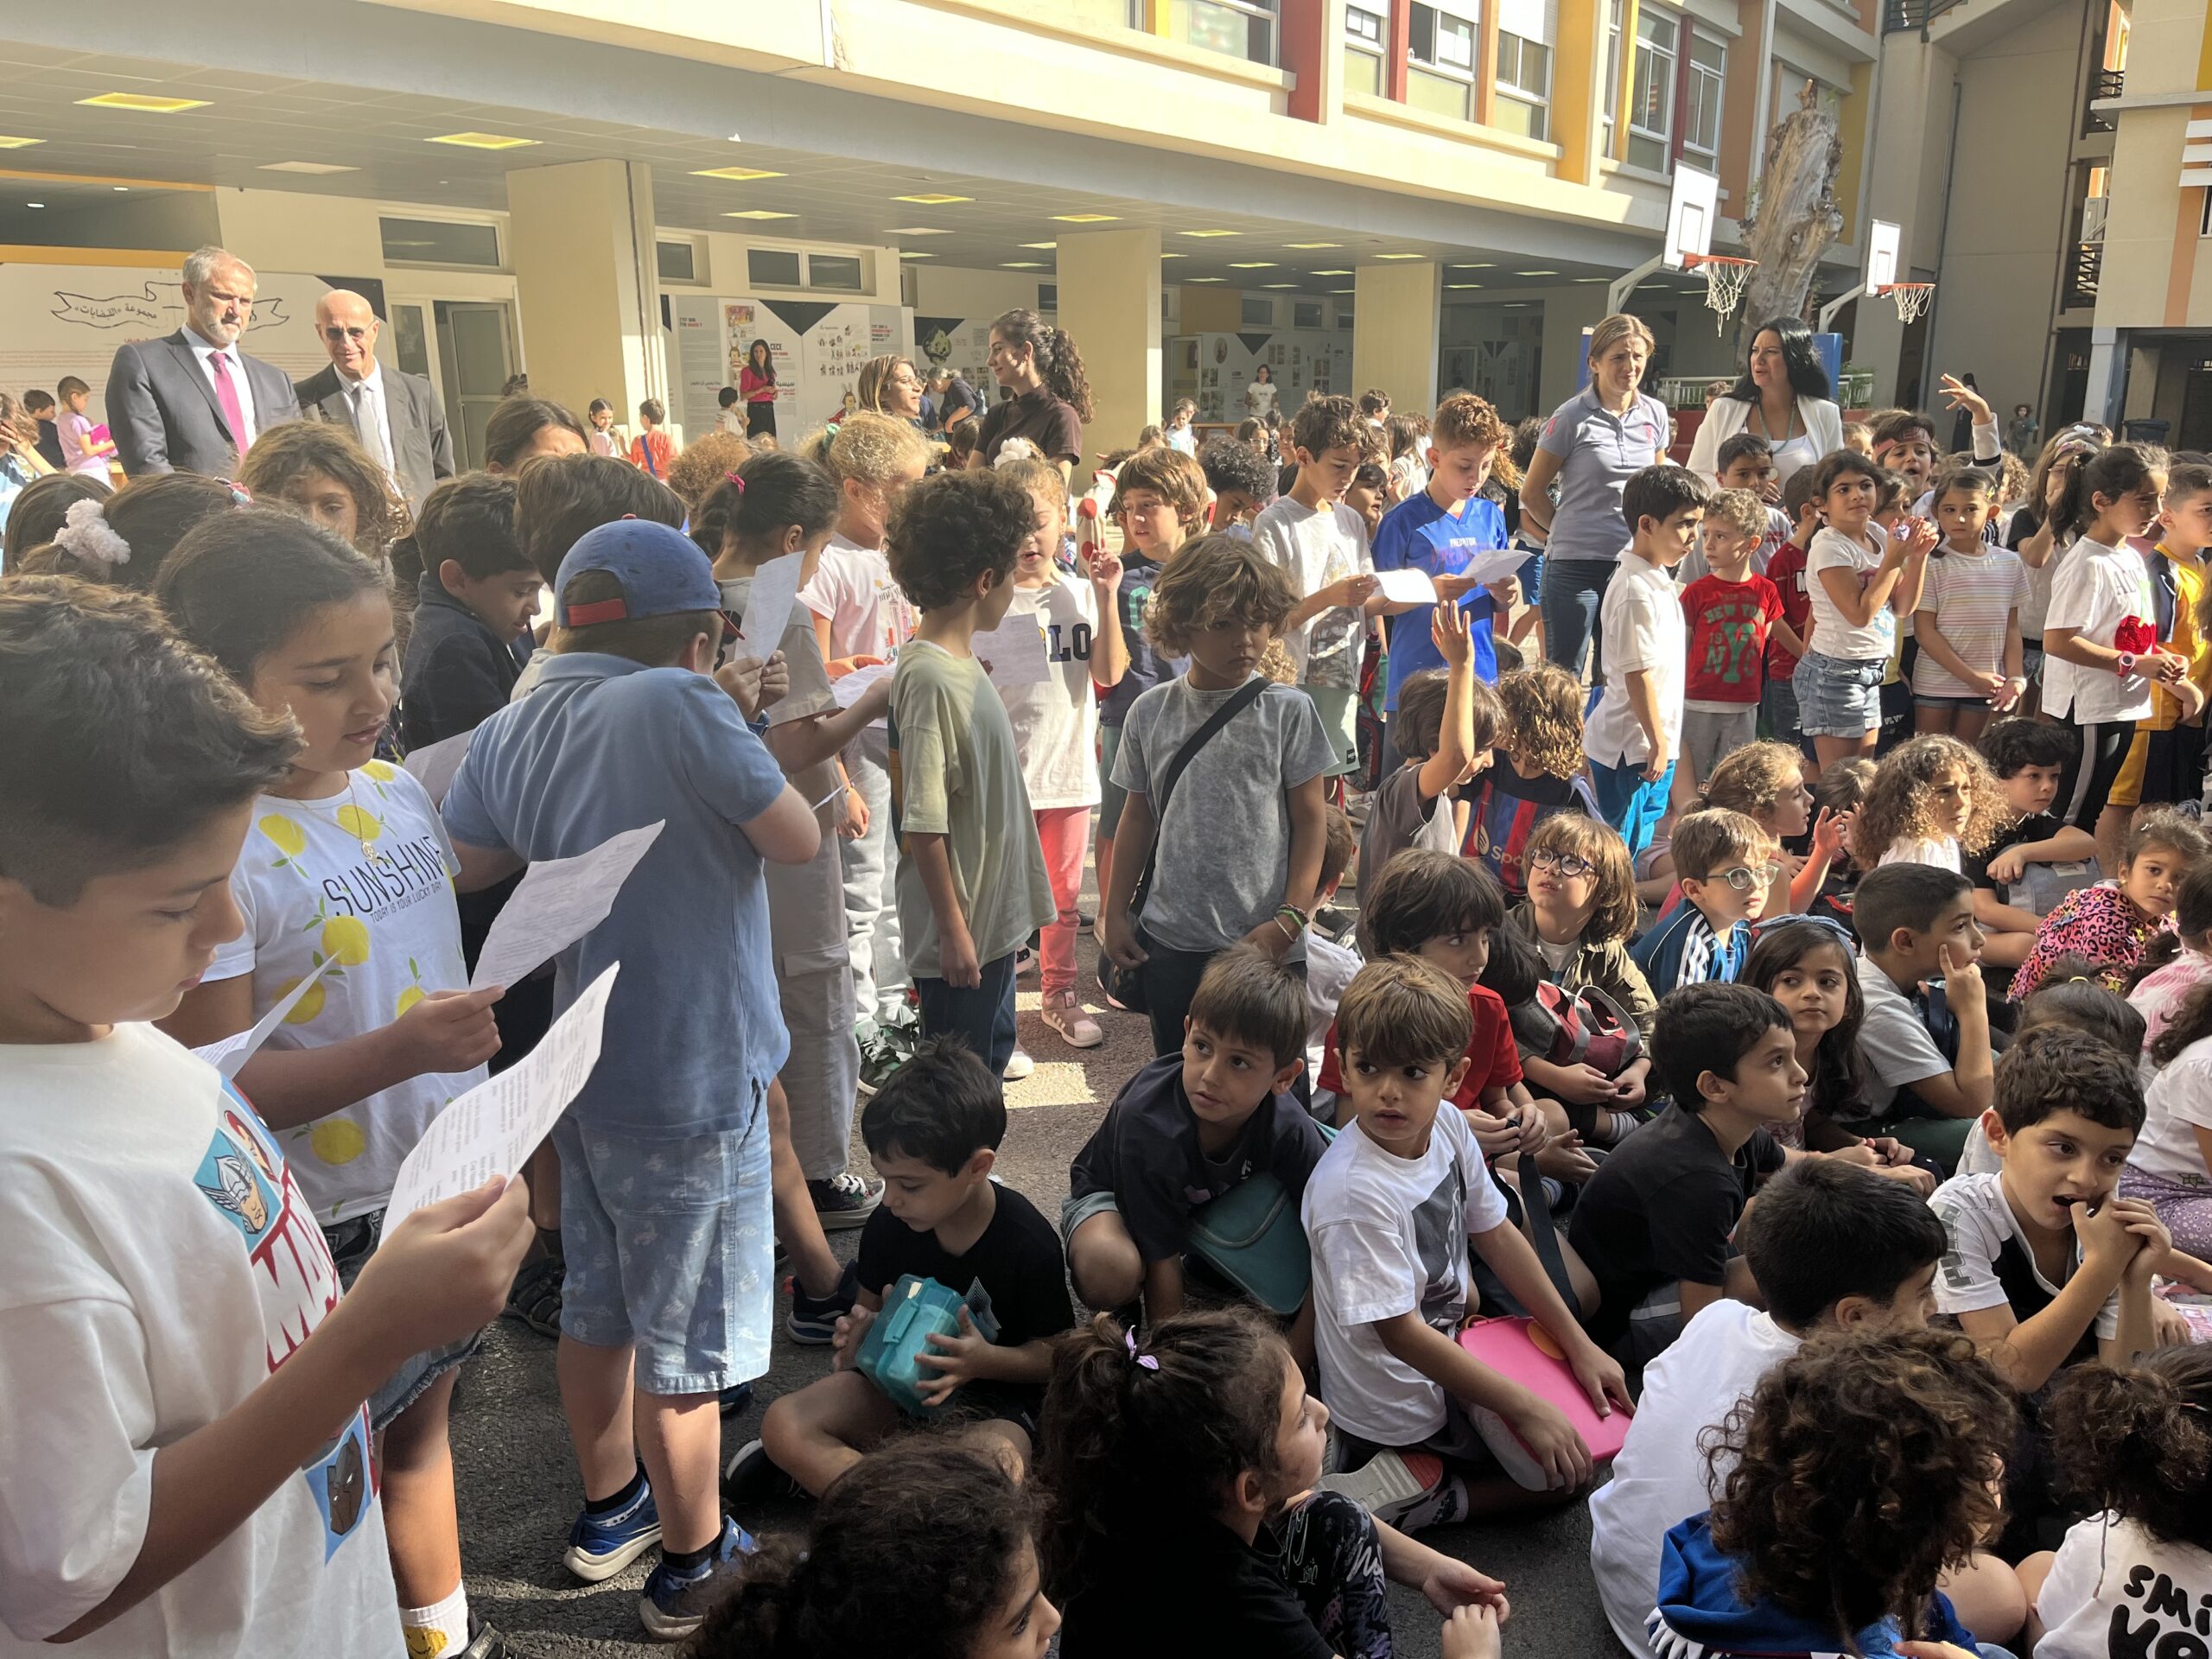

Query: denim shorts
[554,1104,774,1396]
[327,1209,486,1433]
[1792,650,1887,737]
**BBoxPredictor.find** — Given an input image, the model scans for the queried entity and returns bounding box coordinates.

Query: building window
[1408,2,1479,123]
[1626,9,1678,173]
[1680,35,1725,166]
[1243,296,1275,325]
[807,253,863,291]
[1601,0,1624,147]
[1344,3,1386,97]
[1162,0,1278,66]
[378,216,500,269]
[656,239,697,284]
[1294,299,1325,328]
[747,248,803,288]
[1495,32,1551,139]
[1039,283,1058,311]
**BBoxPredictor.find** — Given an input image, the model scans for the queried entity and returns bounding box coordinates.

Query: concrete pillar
[2083,325,2129,429]
[505,160,666,438]
[1056,227,1162,474]
[1353,260,1440,416]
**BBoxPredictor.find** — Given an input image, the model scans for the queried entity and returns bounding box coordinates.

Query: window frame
[1407,0,1481,122]
[1626,6,1680,173]
[1494,29,1552,140]
[1679,33,1725,167]
[1344,2,1387,97]
[1174,0,1279,67]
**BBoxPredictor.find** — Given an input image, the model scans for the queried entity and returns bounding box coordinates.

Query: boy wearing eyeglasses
[1630,810,1778,994]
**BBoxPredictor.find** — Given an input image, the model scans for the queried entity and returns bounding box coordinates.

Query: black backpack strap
[1128,678,1268,919]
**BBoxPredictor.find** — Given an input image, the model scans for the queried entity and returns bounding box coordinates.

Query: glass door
[435,301,517,472]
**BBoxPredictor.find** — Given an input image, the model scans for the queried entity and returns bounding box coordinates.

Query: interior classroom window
[1408,0,1479,123]
[1627,7,1679,173]
[1680,34,1726,167]
[1344,3,1386,96]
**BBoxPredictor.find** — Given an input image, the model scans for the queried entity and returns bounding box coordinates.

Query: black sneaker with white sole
[807,1170,882,1230]
[722,1437,806,1504]
[786,1261,861,1345]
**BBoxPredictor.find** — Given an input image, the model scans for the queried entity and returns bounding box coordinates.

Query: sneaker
[1317,1451,1469,1535]
[717,1379,754,1418]
[563,1478,662,1582]
[787,1261,861,1344]
[1040,991,1103,1049]
[808,1170,882,1230]
[1096,958,1130,1013]
[639,1516,755,1642]
[1015,944,1036,977]
[1002,1046,1035,1082]
[723,1437,807,1503]
[856,1024,910,1097]
[459,1616,517,1658]
[502,1255,563,1339]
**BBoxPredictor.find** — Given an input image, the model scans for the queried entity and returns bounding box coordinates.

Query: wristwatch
[2115,651,2139,679]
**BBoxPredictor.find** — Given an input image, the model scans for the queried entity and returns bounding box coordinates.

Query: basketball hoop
[1879,282,1936,325]
[1683,253,1758,334]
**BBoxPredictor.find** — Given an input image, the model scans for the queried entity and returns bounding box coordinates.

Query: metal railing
[1885,0,1967,33]
[2066,239,2102,310]
[2084,67,2124,133]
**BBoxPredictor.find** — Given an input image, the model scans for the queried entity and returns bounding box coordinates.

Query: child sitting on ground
[39,470,244,594]
[1641,743,1833,920]
[1630,809,1777,993]
[1063,947,1325,1328]
[1353,609,1502,896]
[2010,806,2209,998]
[1803,754,1878,930]
[398,474,536,751]
[696,1439,1060,1659]
[1042,1308,1509,1659]
[1592,1161,2025,1658]
[1567,983,1796,1377]
[1305,805,1361,1084]
[1306,956,1630,1530]
[1677,487,1801,791]
[0,577,531,1658]
[1967,717,2099,971]
[1649,1327,2017,1659]
[2126,860,2212,1044]
[1854,733,2009,874]
[1503,813,1657,1141]
[2127,977,2212,1268]
[1465,659,1598,899]
[739,1039,1074,1500]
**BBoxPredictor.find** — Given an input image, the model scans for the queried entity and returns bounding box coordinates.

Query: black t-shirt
[1567,1104,1783,1351]
[1066,1052,1329,1262]
[980,385,1084,467]
[1058,1511,1334,1659]
[855,1184,1074,1357]
[1963,810,2060,893]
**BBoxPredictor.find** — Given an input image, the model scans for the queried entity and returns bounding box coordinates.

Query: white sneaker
[1317,1451,1469,1535]
[1041,992,1103,1049]
[1002,1046,1035,1081]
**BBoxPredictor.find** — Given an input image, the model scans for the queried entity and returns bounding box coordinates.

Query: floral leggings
[2119,1166,2212,1258]
[1280,1491,1395,1659]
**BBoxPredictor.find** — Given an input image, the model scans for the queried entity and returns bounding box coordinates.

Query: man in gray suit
[294,289,454,510]
[105,245,301,478]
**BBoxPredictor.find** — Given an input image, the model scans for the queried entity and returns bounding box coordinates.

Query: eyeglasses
[1713,861,1786,892]
[1529,849,1594,879]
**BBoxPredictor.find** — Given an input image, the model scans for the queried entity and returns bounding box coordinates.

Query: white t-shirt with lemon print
[207,761,485,1224]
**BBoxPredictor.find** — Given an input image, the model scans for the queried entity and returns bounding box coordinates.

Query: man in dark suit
[294,289,454,510]
[105,245,301,478]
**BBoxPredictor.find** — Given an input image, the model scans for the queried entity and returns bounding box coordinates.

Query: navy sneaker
[563,1477,661,1583]
[639,1515,755,1642]
[722,1437,807,1503]
[717,1379,754,1418]
[787,1261,860,1345]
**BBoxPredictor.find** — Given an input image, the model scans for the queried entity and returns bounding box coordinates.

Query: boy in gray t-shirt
[1101,536,1337,1056]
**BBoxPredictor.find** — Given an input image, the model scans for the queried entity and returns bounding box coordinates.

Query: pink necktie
[210,350,247,447]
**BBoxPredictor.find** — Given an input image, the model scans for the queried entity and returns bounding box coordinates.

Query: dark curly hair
[1039,1309,1291,1603]
[2048,1346,2212,1554]
[991,308,1094,423]
[885,469,1034,613]
[690,1436,1044,1659]
[1196,434,1276,512]
[1706,1326,2015,1644]
[238,419,407,557]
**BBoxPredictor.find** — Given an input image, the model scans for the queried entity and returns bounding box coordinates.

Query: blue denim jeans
[1540,557,1618,679]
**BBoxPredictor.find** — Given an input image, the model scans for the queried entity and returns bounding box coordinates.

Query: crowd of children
[9,362,2212,1659]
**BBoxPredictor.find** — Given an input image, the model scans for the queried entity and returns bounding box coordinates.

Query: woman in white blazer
[1687,315,1844,486]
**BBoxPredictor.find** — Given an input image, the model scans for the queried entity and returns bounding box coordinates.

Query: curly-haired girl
[1465,659,1598,899]
[696,1437,1058,1659]
[1645,741,1840,918]
[1652,1325,2017,1659]
[238,420,406,564]
[1041,1310,1508,1659]
[1855,734,2010,874]
[2020,1348,2212,1658]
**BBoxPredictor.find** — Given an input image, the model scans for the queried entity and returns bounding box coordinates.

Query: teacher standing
[1519,313,1671,676]
[1245,363,1279,422]
[1686,315,1843,486]
[979,308,1090,474]
[738,340,779,439]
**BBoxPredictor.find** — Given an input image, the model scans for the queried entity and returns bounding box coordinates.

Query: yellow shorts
[2107,729,2150,810]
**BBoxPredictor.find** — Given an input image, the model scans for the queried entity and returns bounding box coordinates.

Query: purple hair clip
[1124,1330,1158,1371]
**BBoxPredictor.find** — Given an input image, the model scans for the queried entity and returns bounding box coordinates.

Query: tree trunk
[1734,81,1846,356]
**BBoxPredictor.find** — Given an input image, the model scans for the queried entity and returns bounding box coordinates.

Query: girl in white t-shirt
[999,457,1128,1051]
[2044,444,2193,836]
[1792,449,1938,768]
[1911,466,2030,741]
[1855,734,2008,875]
[2021,1346,2212,1659]
[2126,976,2212,1258]
[156,508,505,1659]
[798,412,931,1038]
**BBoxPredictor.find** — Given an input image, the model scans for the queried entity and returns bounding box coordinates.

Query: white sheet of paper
[469,822,664,993]
[829,660,893,709]
[381,962,620,1230]
[972,620,1050,688]
[191,953,340,1078]
[1457,547,1533,589]
[733,550,803,659]
[1373,567,1437,605]
[401,729,475,806]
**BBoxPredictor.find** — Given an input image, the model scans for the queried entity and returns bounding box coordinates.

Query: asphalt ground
[448,852,1627,1659]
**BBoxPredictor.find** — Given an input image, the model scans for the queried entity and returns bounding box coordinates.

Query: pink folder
[1455,1315,1632,1490]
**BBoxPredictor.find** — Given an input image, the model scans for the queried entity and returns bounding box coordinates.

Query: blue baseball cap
[554,518,721,626]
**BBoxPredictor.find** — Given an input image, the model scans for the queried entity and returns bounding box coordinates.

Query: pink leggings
[1034,805,1090,1001]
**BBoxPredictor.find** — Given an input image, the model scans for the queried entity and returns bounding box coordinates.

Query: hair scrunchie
[54,497,130,568]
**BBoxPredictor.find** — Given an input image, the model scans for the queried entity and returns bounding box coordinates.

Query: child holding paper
[154,509,512,1659]
[439,518,819,1640]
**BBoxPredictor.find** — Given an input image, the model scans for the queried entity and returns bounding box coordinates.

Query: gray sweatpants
[842,737,907,1022]
[766,832,859,1182]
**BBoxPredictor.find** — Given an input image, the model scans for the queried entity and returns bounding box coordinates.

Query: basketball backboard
[1662,163,1720,270]
[1866,220,1902,295]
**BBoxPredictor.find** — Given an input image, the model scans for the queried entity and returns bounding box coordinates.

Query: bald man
[294,288,454,508]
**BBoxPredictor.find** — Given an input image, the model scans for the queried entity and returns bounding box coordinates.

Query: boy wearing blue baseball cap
[441,519,820,1640]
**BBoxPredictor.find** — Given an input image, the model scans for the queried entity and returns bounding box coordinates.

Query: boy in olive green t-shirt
[887,471,1057,1077]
